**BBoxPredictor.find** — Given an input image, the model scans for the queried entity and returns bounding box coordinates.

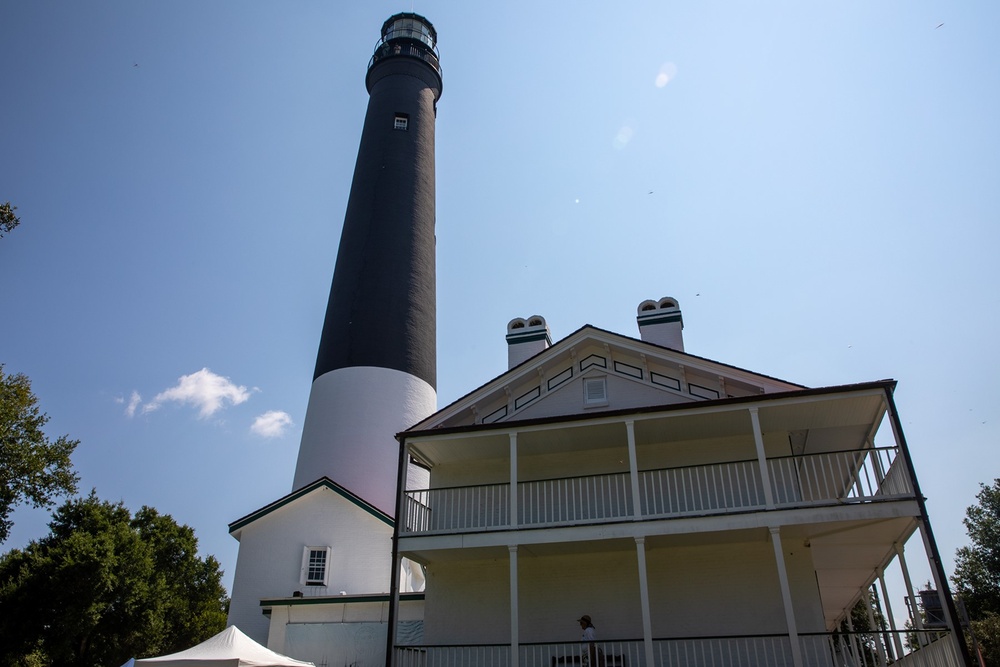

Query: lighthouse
[226,14,442,648]
[292,13,443,515]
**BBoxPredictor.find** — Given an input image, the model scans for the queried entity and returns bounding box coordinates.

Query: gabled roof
[405,324,806,434]
[228,477,392,538]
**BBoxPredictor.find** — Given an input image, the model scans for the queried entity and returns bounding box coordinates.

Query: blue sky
[2,0,998,622]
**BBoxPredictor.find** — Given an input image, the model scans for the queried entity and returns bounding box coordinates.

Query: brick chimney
[637,297,684,351]
[506,316,551,369]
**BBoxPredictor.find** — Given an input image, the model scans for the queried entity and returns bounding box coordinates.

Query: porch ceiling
[806,515,918,629]
[407,389,890,467]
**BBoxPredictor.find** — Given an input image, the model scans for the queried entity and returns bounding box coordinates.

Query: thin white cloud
[143,368,251,419]
[125,390,142,418]
[251,410,293,438]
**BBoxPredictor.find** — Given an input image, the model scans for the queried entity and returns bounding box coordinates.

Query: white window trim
[300,545,332,587]
[583,375,608,407]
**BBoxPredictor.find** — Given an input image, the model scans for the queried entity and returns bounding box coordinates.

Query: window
[583,376,607,406]
[301,546,331,586]
[394,114,409,131]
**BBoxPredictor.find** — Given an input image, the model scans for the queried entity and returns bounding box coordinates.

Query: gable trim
[401,380,897,440]
[404,324,807,433]
[229,477,393,535]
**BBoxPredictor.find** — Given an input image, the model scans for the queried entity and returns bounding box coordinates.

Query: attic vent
[583,377,607,406]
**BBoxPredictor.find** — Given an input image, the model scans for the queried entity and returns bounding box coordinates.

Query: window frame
[583,375,608,407]
[301,545,332,587]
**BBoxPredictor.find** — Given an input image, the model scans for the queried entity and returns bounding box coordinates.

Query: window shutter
[584,377,607,404]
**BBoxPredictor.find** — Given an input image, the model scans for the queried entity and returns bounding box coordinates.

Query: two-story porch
[387,382,969,666]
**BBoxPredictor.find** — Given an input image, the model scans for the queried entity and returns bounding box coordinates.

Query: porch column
[877,567,905,658]
[510,545,519,666]
[510,432,518,529]
[634,537,655,666]
[769,527,803,667]
[386,438,413,667]
[749,408,776,509]
[625,420,642,520]
[895,543,925,631]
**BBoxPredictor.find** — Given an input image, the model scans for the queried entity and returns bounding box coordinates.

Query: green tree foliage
[967,612,1000,666]
[0,201,19,238]
[0,365,79,543]
[952,479,1000,620]
[0,493,229,667]
[952,479,1000,665]
[838,591,890,663]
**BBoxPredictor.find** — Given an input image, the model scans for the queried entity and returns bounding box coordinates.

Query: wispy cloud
[125,391,142,418]
[250,410,294,438]
[143,368,251,419]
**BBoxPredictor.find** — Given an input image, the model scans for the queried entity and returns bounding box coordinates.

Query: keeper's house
[386,299,970,667]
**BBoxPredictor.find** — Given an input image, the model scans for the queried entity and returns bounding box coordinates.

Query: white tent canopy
[133,626,315,667]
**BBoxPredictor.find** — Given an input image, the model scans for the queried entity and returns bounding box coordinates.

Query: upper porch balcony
[398,383,919,540]
[402,444,912,536]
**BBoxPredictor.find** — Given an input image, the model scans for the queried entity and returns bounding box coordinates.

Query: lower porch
[394,630,963,667]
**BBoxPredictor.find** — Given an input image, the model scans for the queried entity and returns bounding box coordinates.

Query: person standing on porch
[578,615,603,666]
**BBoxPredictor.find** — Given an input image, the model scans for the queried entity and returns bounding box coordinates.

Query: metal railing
[520,472,633,527]
[768,447,908,507]
[405,483,509,533]
[522,639,642,665]
[401,447,912,536]
[640,459,766,517]
[369,41,442,76]
[393,630,961,667]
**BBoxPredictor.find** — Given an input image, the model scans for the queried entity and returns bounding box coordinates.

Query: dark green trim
[515,386,541,410]
[229,477,393,534]
[614,360,643,380]
[579,354,607,372]
[506,331,551,345]
[637,313,683,326]
[260,592,424,607]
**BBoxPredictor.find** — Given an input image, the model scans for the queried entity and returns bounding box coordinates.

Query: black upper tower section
[313,13,442,388]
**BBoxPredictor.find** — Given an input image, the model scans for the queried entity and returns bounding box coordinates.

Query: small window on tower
[301,546,331,586]
[394,114,409,131]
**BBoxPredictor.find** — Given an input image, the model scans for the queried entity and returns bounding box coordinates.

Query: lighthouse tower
[226,15,442,649]
[292,13,443,515]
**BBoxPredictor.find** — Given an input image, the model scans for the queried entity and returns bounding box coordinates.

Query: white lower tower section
[292,365,436,516]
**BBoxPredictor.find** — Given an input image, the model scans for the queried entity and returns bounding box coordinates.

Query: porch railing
[401,447,912,536]
[393,630,961,666]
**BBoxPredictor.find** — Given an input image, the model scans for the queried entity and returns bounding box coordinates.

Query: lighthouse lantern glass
[386,17,434,49]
